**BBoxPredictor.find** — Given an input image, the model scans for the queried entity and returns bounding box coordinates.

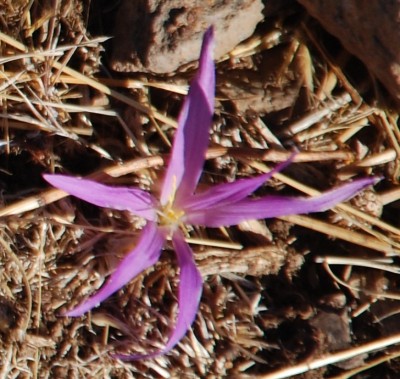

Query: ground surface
[1,1,400,378]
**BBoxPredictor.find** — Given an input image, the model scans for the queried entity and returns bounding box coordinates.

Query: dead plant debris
[1,1,400,378]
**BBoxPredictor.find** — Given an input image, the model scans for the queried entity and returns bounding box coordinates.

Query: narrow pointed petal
[186,177,378,227]
[43,174,157,221]
[65,222,165,316]
[183,156,294,211]
[161,27,215,205]
[114,230,202,360]
[163,231,203,351]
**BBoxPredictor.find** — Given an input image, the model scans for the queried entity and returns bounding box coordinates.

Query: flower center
[157,175,185,229]
[158,204,185,228]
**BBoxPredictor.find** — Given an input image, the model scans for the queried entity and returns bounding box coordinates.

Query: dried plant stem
[0,345,13,379]
[184,237,242,250]
[320,259,400,301]
[351,149,396,168]
[220,29,283,60]
[1,148,396,255]
[0,235,32,334]
[329,348,400,379]
[0,32,177,128]
[337,203,400,245]
[380,187,400,205]
[240,333,400,379]
[248,160,400,248]
[336,115,372,143]
[0,147,318,217]
[56,63,177,127]
[0,155,165,217]
[228,147,354,162]
[281,92,352,136]
[2,71,188,94]
[281,214,396,254]
[372,110,400,159]
[301,22,362,104]
[315,255,400,274]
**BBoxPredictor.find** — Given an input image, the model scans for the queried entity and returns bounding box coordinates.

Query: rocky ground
[1,1,400,378]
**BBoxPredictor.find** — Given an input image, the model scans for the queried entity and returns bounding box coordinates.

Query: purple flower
[43,28,377,359]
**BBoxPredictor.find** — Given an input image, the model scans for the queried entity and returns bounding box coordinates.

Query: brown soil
[1,1,400,378]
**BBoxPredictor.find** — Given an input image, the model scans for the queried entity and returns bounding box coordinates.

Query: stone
[298,0,400,103]
[110,0,264,74]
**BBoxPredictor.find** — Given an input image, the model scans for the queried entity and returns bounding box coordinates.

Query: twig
[0,236,32,335]
[280,214,396,254]
[238,333,400,379]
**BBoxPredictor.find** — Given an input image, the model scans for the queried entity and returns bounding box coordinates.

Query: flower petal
[161,27,215,205]
[164,231,203,351]
[186,177,378,227]
[43,174,157,221]
[114,230,203,360]
[183,156,294,211]
[65,222,165,316]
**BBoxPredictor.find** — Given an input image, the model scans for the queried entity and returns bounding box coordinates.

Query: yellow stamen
[157,175,185,228]
[158,206,185,227]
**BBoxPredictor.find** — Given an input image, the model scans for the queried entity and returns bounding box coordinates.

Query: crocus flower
[43,28,377,359]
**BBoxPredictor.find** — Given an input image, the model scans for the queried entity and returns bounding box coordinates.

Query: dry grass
[1,1,400,378]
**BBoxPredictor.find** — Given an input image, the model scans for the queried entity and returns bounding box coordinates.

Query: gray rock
[298,0,400,103]
[110,0,264,74]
